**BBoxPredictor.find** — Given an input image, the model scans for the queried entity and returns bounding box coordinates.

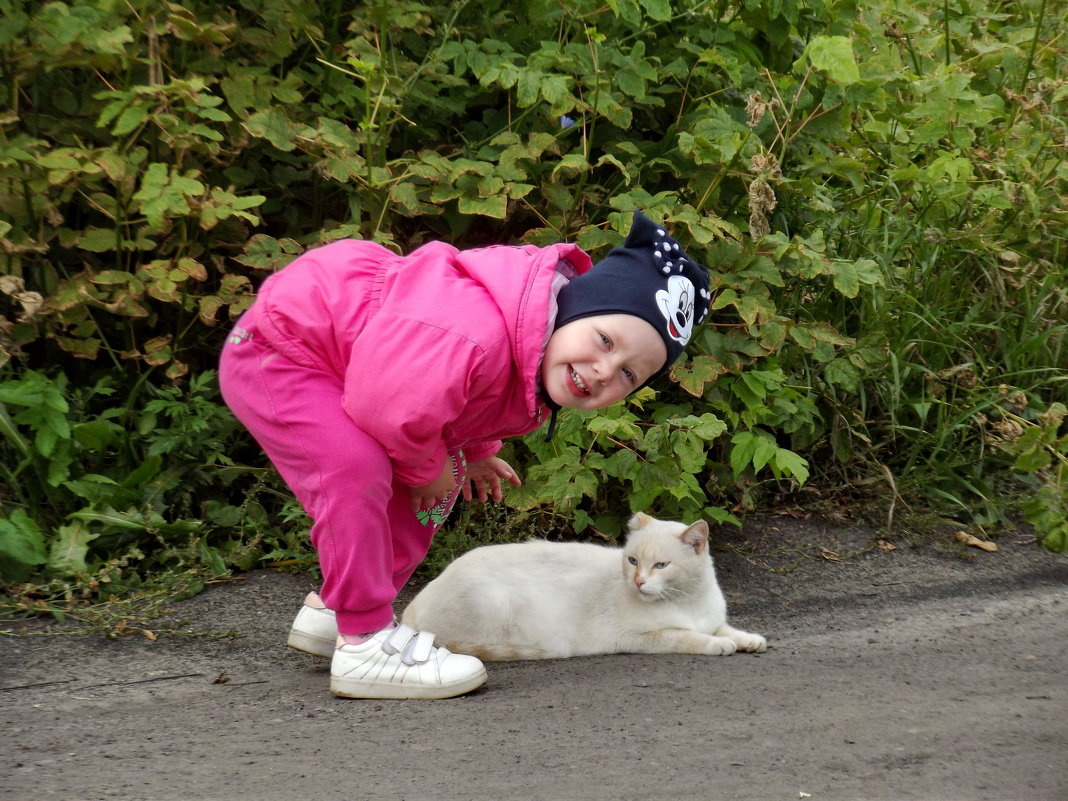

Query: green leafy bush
[2,0,1065,612]
[0,368,308,608]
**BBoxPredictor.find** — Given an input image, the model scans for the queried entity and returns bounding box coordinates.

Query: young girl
[219,210,711,699]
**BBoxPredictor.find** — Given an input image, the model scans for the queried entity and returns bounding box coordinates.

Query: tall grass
[788,0,1068,537]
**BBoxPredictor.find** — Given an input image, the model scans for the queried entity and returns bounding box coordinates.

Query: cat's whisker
[655,585,689,602]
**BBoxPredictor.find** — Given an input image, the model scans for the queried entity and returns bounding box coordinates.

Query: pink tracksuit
[219,238,592,635]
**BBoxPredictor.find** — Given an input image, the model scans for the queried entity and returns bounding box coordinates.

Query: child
[219,210,711,699]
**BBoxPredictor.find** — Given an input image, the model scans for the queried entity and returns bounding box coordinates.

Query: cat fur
[401,512,767,661]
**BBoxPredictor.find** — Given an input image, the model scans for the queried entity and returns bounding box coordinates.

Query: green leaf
[671,431,706,473]
[122,453,163,489]
[203,501,245,528]
[89,270,131,285]
[800,35,860,85]
[458,194,507,218]
[48,520,98,577]
[772,449,810,484]
[588,414,643,440]
[671,354,730,396]
[741,256,784,286]
[68,506,148,531]
[540,74,572,106]
[751,436,778,472]
[78,227,118,253]
[233,234,303,271]
[37,149,82,170]
[639,0,673,21]
[112,102,150,136]
[516,68,543,107]
[71,419,123,451]
[690,413,728,441]
[390,181,423,216]
[1014,448,1052,472]
[552,153,590,179]
[788,326,816,349]
[615,68,646,99]
[0,510,48,566]
[832,260,860,297]
[729,431,757,477]
[243,107,304,151]
[807,322,855,346]
[824,358,861,393]
[132,163,206,229]
[63,474,139,506]
[853,258,883,286]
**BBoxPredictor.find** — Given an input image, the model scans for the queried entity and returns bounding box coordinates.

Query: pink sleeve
[461,440,503,464]
[341,316,486,486]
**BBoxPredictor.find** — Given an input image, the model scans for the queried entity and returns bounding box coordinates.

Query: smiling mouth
[569,365,590,396]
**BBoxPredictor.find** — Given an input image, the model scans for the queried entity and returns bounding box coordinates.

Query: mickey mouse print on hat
[554,209,712,384]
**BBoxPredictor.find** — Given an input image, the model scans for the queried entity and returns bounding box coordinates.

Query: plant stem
[943,0,951,66]
[1019,0,1048,94]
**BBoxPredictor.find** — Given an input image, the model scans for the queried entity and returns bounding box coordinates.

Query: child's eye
[599,333,611,346]
[623,367,636,383]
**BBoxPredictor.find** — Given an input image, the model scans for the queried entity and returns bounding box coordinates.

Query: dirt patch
[2,515,1066,801]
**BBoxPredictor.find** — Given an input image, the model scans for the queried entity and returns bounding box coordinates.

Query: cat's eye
[654,561,669,569]
[627,556,638,565]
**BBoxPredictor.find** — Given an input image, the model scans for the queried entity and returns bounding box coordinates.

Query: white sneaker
[331,624,487,700]
[287,593,337,658]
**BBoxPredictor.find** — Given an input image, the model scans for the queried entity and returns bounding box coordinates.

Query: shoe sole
[330,667,488,700]
[287,628,335,659]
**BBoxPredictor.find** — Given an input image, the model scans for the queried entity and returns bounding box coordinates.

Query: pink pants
[218,312,465,635]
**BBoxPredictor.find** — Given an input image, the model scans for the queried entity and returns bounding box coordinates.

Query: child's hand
[409,461,457,512]
[462,456,522,503]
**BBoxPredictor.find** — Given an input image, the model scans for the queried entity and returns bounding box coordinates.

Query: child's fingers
[464,476,498,503]
[410,488,449,512]
[500,467,522,487]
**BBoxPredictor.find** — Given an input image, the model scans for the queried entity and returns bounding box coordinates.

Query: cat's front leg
[715,623,767,653]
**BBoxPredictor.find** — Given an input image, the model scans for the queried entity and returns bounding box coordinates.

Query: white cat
[401,512,767,661]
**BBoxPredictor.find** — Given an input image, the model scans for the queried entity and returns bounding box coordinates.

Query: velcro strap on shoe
[381,624,418,657]
[401,631,436,666]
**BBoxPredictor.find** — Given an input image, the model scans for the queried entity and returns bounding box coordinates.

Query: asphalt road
[2,516,1066,801]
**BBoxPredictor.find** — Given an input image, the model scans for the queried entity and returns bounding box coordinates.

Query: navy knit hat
[555,210,711,383]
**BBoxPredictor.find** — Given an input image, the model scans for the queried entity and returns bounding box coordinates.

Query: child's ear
[679,520,709,553]
[628,512,653,531]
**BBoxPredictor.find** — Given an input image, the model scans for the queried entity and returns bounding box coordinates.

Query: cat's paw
[734,631,767,653]
[705,636,737,656]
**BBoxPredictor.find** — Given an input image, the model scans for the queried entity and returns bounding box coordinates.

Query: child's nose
[595,355,621,382]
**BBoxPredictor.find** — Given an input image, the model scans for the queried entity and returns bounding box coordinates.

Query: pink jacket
[249,238,593,486]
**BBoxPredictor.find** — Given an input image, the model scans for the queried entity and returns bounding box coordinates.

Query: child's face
[541,313,667,410]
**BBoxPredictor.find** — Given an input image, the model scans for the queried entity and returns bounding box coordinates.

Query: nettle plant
[0,367,311,603]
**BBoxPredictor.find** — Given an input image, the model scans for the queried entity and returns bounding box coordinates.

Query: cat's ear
[628,512,653,531]
[679,519,710,553]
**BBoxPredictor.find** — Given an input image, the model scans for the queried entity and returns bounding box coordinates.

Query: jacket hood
[453,242,592,413]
